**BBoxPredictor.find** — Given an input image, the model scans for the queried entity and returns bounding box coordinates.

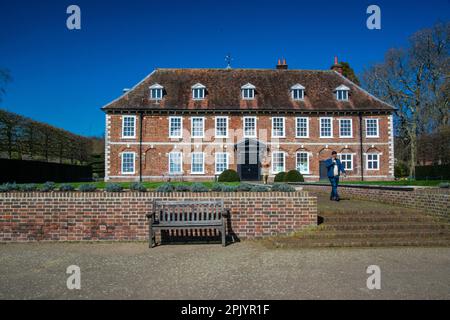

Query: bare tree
[362,22,450,177]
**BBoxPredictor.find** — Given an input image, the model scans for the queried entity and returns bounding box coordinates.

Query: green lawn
[16,181,240,190]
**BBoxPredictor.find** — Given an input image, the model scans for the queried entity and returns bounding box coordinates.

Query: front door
[237,139,260,181]
[319,161,328,181]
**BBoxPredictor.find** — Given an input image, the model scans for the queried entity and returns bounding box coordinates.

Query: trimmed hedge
[105,183,123,192]
[274,172,286,182]
[271,183,296,192]
[218,169,240,182]
[415,164,450,180]
[130,182,147,192]
[284,170,304,182]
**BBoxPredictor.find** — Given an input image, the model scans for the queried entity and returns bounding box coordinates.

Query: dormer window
[291,84,305,100]
[241,83,255,100]
[149,83,163,100]
[192,83,206,100]
[335,84,350,101]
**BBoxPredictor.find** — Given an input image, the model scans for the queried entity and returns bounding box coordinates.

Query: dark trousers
[329,176,340,199]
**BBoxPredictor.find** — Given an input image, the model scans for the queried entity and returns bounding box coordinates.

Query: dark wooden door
[238,140,260,181]
[319,161,328,181]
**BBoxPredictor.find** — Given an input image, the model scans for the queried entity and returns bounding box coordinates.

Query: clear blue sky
[0,0,449,137]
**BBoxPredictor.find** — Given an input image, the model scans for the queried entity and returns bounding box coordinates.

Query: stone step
[321,223,450,231]
[322,215,438,223]
[270,238,450,248]
[296,229,450,240]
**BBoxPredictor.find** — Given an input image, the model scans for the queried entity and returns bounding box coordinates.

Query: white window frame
[215,152,229,174]
[296,152,310,174]
[121,152,135,175]
[291,84,305,101]
[168,152,183,174]
[191,83,206,100]
[335,85,350,101]
[271,151,286,174]
[339,153,353,171]
[295,117,309,138]
[191,152,205,174]
[366,153,380,171]
[122,115,136,138]
[215,116,229,138]
[271,117,285,138]
[191,117,205,138]
[339,118,353,138]
[319,117,333,138]
[149,83,163,100]
[169,116,183,138]
[365,118,380,138]
[243,116,257,138]
[241,83,256,100]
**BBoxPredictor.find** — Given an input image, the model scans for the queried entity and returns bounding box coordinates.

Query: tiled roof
[102,68,395,112]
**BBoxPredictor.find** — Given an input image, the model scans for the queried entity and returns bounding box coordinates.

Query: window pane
[122,153,134,173]
[244,118,256,137]
[123,116,135,137]
[169,153,182,173]
[340,119,352,137]
[170,117,182,137]
[320,118,332,137]
[296,117,308,137]
[192,153,204,173]
[366,119,378,137]
[215,153,228,173]
[192,118,204,137]
[272,117,284,137]
[216,117,227,137]
[296,152,308,173]
[272,152,284,173]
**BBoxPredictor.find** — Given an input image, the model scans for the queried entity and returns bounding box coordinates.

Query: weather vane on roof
[225,53,233,69]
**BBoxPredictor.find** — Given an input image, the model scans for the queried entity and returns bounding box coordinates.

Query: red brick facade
[105,113,395,182]
[0,191,317,242]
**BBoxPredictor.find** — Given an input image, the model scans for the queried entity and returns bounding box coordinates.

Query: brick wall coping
[290,182,450,193]
[0,191,310,199]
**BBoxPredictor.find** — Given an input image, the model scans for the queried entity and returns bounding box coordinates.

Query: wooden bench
[146,200,228,248]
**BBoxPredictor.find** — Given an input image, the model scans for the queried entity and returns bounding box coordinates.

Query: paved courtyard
[1,242,449,299]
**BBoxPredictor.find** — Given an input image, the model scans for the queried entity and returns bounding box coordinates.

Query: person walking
[325,151,346,201]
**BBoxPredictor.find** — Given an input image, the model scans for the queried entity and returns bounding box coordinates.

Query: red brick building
[102,60,395,182]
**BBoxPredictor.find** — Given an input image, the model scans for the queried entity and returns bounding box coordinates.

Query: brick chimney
[276,58,288,70]
[330,56,343,74]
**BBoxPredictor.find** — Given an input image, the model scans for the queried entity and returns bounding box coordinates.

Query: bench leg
[148,225,154,248]
[221,225,226,247]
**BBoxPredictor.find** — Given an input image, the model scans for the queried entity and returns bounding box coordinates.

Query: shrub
[40,181,56,192]
[130,182,147,192]
[190,183,208,192]
[438,182,449,188]
[105,183,123,192]
[250,185,270,192]
[59,183,75,191]
[274,172,286,182]
[218,169,240,182]
[284,170,304,182]
[78,184,97,192]
[236,183,253,192]
[221,185,237,192]
[271,183,296,192]
[20,183,38,192]
[211,183,225,192]
[174,184,191,192]
[155,182,174,193]
[0,182,19,192]
[394,161,410,178]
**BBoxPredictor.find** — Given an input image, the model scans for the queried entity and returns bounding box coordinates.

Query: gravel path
[1,242,449,299]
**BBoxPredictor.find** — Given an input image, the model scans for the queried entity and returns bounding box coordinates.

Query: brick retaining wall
[0,191,317,242]
[302,184,449,218]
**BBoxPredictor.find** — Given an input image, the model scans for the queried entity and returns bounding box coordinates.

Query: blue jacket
[325,158,345,178]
